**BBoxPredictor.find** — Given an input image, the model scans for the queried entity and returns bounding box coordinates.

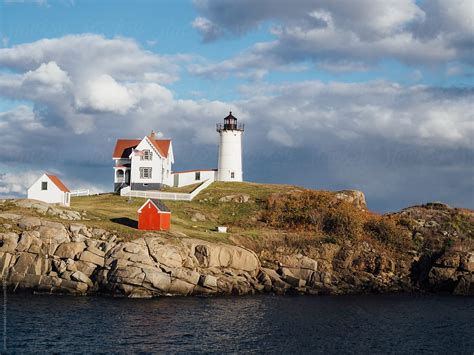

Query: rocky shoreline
[0,211,472,297]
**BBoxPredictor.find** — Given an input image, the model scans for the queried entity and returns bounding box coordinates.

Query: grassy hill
[70,182,298,243]
[3,181,471,257]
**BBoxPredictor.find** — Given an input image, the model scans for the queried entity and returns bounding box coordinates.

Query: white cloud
[0,171,42,197]
[191,0,473,78]
[75,74,136,114]
[192,16,222,42]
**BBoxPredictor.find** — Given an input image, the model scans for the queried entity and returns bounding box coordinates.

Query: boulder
[60,279,89,294]
[52,259,67,274]
[192,243,259,273]
[169,279,195,295]
[143,268,171,291]
[200,274,218,289]
[0,232,19,253]
[334,190,367,210]
[55,242,87,259]
[0,252,13,277]
[148,243,183,268]
[219,194,250,203]
[25,231,43,254]
[171,268,201,285]
[74,260,97,277]
[460,252,474,272]
[453,275,473,296]
[79,250,104,266]
[92,228,107,238]
[0,213,21,221]
[86,245,105,257]
[123,243,145,255]
[17,217,42,229]
[27,257,50,275]
[71,271,93,287]
[191,212,206,222]
[262,268,291,291]
[38,225,70,246]
[14,199,50,213]
[12,252,36,275]
[228,247,260,273]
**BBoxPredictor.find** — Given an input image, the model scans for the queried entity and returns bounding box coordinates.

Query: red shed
[137,199,171,231]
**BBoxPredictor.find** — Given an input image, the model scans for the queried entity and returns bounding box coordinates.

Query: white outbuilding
[27,173,71,207]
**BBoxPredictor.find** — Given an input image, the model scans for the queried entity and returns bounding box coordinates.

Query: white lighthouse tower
[216,112,244,182]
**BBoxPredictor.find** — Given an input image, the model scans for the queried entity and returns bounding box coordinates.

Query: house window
[140,167,152,179]
[41,182,48,190]
[141,150,152,161]
[231,172,235,179]
[195,172,201,181]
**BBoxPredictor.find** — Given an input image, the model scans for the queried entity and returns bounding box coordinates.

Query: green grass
[67,182,300,243]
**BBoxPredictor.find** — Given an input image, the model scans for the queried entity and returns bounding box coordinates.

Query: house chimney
[150,130,156,140]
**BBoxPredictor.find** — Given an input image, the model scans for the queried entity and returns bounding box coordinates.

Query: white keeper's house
[27,173,71,207]
[112,112,245,193]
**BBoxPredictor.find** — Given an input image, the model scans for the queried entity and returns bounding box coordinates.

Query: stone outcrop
[12,199,85,221]
[334,190,367,210]
[0,210,472,297]
[0,215,262,297]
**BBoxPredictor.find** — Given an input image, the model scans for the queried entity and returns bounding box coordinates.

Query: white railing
[189,178,214,199]
[120,178,214,201]
[70,189,91,197]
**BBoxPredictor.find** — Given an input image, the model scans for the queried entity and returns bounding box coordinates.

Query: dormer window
[141,150,152,161]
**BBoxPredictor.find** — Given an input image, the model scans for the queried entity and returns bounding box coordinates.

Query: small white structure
[27,173,71,207]
[216,112,244,182]
[173,169,218,188]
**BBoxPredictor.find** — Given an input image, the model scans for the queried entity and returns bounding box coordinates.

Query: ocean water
[2,293,473,353]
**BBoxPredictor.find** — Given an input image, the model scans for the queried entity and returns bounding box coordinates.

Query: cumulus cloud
[75,74,136,114]
[191,0,473,78]
[0,171,42,197]
[239,81,474,149]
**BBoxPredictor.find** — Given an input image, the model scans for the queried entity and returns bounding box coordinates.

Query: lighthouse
[216,112,244,182]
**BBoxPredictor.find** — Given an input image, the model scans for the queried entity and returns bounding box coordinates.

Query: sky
[0,0,472,212]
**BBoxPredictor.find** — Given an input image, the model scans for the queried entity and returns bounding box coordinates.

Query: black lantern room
[216,112,245,132]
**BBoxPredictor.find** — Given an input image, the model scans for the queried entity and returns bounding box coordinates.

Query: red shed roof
[113,138,171,159]
[46,174,70,193]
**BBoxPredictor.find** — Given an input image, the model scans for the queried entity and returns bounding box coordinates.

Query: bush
[262,190,365,241]
[363,216,412,250]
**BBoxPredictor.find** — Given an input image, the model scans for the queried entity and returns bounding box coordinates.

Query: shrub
[363,216,413,250]
[262,190,366,241]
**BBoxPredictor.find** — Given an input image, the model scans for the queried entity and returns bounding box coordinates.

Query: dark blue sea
[2,293,473,353]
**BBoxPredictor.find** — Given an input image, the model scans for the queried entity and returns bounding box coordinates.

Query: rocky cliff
[0,204,472,297]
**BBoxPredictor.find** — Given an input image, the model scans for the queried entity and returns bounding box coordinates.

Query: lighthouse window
[140,167,152,179]
[231,172,235,179]
[195,172,201,181]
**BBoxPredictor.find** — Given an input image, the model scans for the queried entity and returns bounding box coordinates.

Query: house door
[125,170,130,184]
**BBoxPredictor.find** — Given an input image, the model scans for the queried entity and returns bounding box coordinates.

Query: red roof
[46,174,70,193]
[147,136,170,159]
[112,138,171,159]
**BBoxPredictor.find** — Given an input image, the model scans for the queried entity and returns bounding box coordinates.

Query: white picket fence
[120,178,214,201]
[70,189,91,197]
